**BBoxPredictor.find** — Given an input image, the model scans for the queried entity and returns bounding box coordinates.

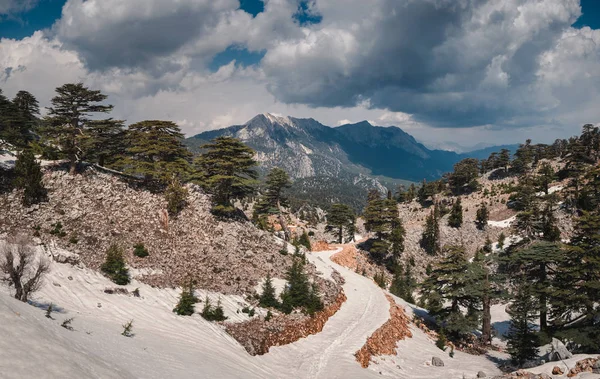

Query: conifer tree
[42,83,114,174]
[448,158,480,193]
[325,203,356,243]
[123,120,192,184]
[254,167,292,240]
[13,149,47,206]
[297,231,311,251]
[389,218,406,263]
[507,282,539,366]
[475,202,489,230]
[194,137,258,216]
[173,280,199,316]
[551,211,600,347]
[498,148,511,172]
[259,273,280,308]
[425,245,482,338]
[536,162,556,195]
[511,242,562,332]
[390,263,416,303]
[421,205,440,255]
[84,119,126,168]
[448,198,463,228]
[100,244,130,285]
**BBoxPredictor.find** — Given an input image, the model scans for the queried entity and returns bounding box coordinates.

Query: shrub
[165,178,188,216]
[279,248,288,256]
[13,149,47,206]
[201,296,228,322]
[49,222,67,237]
[133,243,149,258]
[265,310,273,322]
[436,329,447,351]
[101,244,130,285]
[69,235,78,244]
[173,281,198,316]
[241,306,255,317]
[374,271,387,288]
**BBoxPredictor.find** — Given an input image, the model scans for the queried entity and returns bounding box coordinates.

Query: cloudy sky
[1,0,599,151]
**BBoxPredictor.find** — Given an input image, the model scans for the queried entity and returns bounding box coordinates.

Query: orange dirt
[354,294,413,368]
[330,244,359,270]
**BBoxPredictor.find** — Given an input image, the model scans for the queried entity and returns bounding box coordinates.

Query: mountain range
[186,114,517,210]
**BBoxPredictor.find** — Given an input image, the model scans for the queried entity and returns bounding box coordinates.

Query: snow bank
[488,215,516,228]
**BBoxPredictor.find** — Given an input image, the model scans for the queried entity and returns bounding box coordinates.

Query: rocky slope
[0,165,335,299]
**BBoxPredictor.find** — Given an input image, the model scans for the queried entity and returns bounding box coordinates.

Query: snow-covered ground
[0,242,594,379]
[488,215,516,228]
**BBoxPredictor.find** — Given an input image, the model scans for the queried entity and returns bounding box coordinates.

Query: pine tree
[100,244,130,285]
[325,203,356,243]
[390,263,416,303]
[475,202,489,230]
[363,189,387,239]
[551,211,600,349]
[41,83,114,174]
[297,231,311,251]
[123,120,192,184]
[84,119,126,168]
[173,280,198,316]
[448,158,480,193]
[507,282,539,366]
[498,148,511,172]
[421,205,440,255]
[426,245,481,339]
[13,149,47,206]
[254,167,292,240]
[536,162,556,195]
[306,282,324,316]
[194,137,258,216]
[259,273,280,308]
[389,219,406,263]
[448,198,463,228]
[511,242,563,331]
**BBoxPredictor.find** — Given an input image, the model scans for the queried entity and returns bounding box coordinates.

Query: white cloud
[0,0,599,149]
[0,0,38,15]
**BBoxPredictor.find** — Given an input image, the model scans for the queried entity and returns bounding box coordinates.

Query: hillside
[186,114,512,211]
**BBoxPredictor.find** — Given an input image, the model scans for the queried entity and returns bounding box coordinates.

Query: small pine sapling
[61,317,74,331]
[173,281,198,316]
[436,329,447,351]
[122,319,134,337]
[101,244,130,285]
[133,243,149,258]
[45,303,54,319]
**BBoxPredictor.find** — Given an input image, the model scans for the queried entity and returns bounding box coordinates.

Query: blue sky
[1,0,599,148]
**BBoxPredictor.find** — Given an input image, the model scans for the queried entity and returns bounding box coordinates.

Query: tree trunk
[482,294,491,344]
[338,226,343,244]
[69,158,77,175]
[540,262,547,331]
[277,200,291,242]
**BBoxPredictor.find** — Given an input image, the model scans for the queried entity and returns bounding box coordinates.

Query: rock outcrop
[354,294,413,368]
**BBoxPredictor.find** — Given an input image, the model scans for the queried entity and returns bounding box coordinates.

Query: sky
[0,0,599,151]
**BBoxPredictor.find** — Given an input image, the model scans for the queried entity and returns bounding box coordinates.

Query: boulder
[547,338,573,361]
[432,356,444,367]
[477,371,487,377]
[551,366,563,375]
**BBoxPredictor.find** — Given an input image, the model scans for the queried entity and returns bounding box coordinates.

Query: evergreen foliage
[0,89,39,148]
[475,202,489,230]
[447,198,463,228]
[259,273,280,308]
[296,231,312,251]
[123,120,192,184]
[133,243,149,258]
[325,203,356,243]
[13,149,47,206]
[280,258,322,314]
[173,281,199,316]
[389,263,416,303]
[194,137,258,216]
[421,205,440,255]
[165,177,189,216]
[201,296,228,321]
[100,244,130,285]
[422,245,482,339]
[41,83,114,174]
[507,283,539,366]
[448,158,480,193]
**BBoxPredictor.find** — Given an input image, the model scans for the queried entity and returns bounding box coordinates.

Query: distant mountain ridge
[185,114,515,210]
